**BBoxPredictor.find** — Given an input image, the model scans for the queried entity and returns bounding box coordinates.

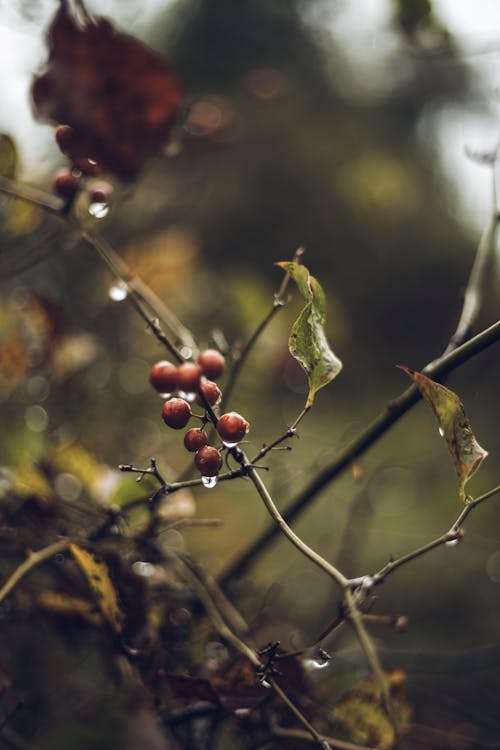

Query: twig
[175,555,329,749]
[271,726,381,750]
[251,405,310,463]
[0,176,196,354]
[343,588,400,739]
[0,540,69,604]
[440,212,499,356]
[373,484,500,584]
[221,247,304,410]
[219,319,500,587]
[243,464,348,590]
[269,678,331,749]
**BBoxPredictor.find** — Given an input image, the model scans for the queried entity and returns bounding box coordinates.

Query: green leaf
[69,543,125,633]
[398,366,488,501]
[277,261,342,407]
[0,134,18,178]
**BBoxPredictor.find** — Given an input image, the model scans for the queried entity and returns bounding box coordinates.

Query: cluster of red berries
[149,349,250,479]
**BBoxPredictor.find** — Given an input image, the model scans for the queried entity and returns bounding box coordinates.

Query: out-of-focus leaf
[277,261,342,407]
[4,200,42,235]
[50,332,100,380]
[69,543,125,633]
[398,366,488,500]
[12,460,53,505]
[0,134,18,178]
[31,0,182,179]
[36,590,103,626]
[333,669,411,750]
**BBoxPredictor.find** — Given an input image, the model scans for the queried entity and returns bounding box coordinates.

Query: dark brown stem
[219,319,500,587]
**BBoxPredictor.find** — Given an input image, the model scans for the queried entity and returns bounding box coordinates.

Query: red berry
[89,181,113,205]
[217,412,249,444]
[195,446,222,476]
[184,428,209,452]
[52,168,80,198]
[162,398,192,429]
[176,362,202,393]
[55,124,76,154]
[197,349,226,380]
[149,360,179,393]
[196,380,222,406]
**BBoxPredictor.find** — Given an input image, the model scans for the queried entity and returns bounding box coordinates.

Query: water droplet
[88,201,109,218]
[202,475,218,488]
[178,390,196,402]
[180,346,193,359]
[132,561,156,577]
[159,392,172,400]
[260,678,272,689]
[54,472,82,502]
[25,404,48,432]
[446,538,459,547]
[108,281,128,302]
[222,440,238,449]
[303,657,330,672]
[438,427,445,438]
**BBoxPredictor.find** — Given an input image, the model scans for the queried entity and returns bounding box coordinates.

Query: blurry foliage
[0,0,499,748]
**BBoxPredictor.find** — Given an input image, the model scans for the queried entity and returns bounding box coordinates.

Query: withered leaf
[32,0,182,178]
[333,669,411,750]
[398,366,488,501]
[69,543,125,633]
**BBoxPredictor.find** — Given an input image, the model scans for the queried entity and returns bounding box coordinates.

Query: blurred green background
[1,0,500,746]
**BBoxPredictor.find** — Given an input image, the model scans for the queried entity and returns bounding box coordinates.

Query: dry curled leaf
[398,366,488,501]
[32,0,182,178]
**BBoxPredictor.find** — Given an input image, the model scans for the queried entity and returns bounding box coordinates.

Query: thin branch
[373,483,500,584]
[343,588,400,739]
[269,679,331,749]
[440,212,499,356]
[250,405,310,463]
[0,540,69,604]
[174,555,328,749]
[219,318,500,587]
[244,464,349,590]
[272,725,382,750]
[221,247,304,410]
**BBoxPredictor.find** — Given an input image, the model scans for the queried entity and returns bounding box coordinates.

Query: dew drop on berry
[108,281,128,301]
[201,475,218,489]
[88,201,110,218]
[180,346,193,359]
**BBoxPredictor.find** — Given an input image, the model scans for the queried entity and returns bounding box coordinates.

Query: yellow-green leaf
[69,543,125,633]
[0,134,17,178]
[333,669,410,750]
[398,366,488,500]
[277,261,342,406]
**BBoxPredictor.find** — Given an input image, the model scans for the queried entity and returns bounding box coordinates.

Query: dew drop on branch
[88,201,110,219]
[201,475,218,489]
[108,281,128,302]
